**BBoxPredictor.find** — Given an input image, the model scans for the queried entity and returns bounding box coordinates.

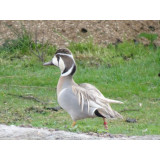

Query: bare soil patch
[0,20,160,47]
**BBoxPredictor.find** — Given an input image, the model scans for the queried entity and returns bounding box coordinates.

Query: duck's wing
[79,83,104,97]
[72,83,123,119]
[79,83,123,104]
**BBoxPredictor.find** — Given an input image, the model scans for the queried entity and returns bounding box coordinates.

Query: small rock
[107,64,111,68]
[126,118,137,123]
[148,26,155,31]
[81,28,88,33]
[133,39,139,45]
[109,134,114,138]
[55,129,59,131]
[112,38,123,46]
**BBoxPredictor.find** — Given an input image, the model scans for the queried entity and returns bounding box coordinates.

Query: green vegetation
[0,30,160,136]
[138,32,158,48]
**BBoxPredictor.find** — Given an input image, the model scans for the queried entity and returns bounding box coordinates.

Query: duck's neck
[57,75,76,95]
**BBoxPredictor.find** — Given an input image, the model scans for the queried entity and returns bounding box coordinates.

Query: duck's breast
[58,87,96,121]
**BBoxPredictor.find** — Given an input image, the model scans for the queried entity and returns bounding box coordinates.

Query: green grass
[0,39,160,136]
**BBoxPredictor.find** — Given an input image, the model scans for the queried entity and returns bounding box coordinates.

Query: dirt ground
[0,124,160,140]
[0,20,160,47]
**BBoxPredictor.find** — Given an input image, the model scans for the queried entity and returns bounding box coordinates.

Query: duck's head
[43,48,76,77]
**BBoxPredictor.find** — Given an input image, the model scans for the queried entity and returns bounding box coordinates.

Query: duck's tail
[112,110,123,119]
[96,103,123,119]
[104,97,124,104]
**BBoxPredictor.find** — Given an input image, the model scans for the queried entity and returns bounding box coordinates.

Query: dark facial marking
[70,65,76,76]
[56,55,60,65]
[60,55,76,76]
[61,55,73,69]
[55,48,72,55]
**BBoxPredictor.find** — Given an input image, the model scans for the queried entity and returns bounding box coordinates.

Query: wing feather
[80,92,84,111]
[87,98,90,113]
[78,92,81,106]
[72,83,123,118]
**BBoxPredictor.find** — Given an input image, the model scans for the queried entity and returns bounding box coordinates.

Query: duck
[43,48,123,130]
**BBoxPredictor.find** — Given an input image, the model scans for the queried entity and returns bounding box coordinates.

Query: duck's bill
[43,61,52,66]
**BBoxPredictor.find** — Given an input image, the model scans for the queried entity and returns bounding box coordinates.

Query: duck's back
[79,83,104,97]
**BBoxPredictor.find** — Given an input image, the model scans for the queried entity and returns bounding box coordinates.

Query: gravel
[0,124,160,140]
[0,20,160,47]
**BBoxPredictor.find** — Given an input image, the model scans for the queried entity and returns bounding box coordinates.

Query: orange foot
[71,121,76,127]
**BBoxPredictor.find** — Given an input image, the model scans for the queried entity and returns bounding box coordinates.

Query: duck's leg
[103,118,108,130]
[71,121,76,127]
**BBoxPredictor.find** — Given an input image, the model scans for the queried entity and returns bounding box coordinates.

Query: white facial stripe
[56,53,76,65]
[52,56,59,66]
[56,53,73,58]
[61,64,74,77]
[59,57,65,72]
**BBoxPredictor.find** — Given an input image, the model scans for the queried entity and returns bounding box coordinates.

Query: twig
[151,98,160,101]
[120,108,140,112]
[1,84,56,90]
[30,28,49,62]
[7,93,62,112]
[7,93,55,105]
[45,106,62,111]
